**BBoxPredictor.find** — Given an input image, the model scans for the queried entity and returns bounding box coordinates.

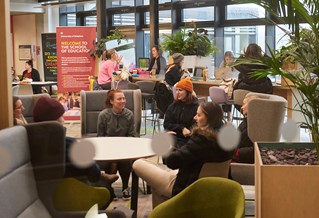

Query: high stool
[136,81,156,135]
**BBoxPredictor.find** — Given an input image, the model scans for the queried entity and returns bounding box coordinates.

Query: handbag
[219,78,237,99]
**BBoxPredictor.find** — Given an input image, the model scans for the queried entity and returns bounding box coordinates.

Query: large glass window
[113,13,135,26]
[143,0,171,5]
[112,0,135,7]
[67,14,76,26]
[182,7,214,22]
[85,16,96,26]
[226,4,265,20]
[145,10,171,25]
[223,26,266,58]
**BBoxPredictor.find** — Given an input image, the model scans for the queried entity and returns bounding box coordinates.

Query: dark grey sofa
[0,122,126,218]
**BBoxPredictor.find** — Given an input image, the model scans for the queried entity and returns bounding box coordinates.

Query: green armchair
[148,177,245,218]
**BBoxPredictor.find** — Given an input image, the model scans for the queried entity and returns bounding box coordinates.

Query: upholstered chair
[148,177,245,218]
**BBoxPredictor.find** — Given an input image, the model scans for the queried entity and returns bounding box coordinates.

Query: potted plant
[237,0,319,217]
[89,28,126,76]
[161,22,218,76]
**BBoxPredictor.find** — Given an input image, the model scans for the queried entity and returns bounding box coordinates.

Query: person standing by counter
[164,53,184,87]
[147,45,167,75]
[22,59,41,94]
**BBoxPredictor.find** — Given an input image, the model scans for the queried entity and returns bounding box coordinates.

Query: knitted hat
[172,53,184,64]
[33,96,65,122]
[176,77,193,93]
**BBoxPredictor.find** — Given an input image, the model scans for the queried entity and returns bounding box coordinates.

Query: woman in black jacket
[233,43,273,94]
[22,59,41,94]
[133,101,233,208]
[164,53,184,86]
[147,45,167,75]
[164,77,199,148]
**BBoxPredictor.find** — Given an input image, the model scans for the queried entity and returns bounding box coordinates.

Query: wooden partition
[0,0,13,130]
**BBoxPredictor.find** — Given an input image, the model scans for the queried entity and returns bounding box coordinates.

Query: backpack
[155,81,174,115]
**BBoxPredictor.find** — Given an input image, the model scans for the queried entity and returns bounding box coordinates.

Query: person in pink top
[98,48,123,90]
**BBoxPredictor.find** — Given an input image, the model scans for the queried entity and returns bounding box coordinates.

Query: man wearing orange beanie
[163,77,199,153]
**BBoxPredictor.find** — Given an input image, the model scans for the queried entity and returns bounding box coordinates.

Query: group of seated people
[12,43,272,210]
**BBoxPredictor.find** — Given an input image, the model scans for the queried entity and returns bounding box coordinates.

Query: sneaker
[122,188,131,200]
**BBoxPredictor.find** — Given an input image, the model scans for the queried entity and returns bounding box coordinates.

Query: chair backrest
[230,162,255,185]
[17,84,34,95]
[12,85,20,95]
[136,81,156,94]
[127,83,140,90]
[155,82,174,114]
[112,80,131,90]
[81,89,142,137]
[18,93,51,123]
[246,92,287,142]
[199,160,231,179]
[233,89,251,106]
[0,124,57,218]
[148,177,245,218]
[209,86,228,104]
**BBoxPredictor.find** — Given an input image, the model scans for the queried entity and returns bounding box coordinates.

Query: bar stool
[136,81,156,135]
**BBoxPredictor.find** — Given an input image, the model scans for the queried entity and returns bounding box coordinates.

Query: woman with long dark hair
[133,101,233,208]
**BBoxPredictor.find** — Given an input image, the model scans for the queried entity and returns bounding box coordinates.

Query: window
[67,14,76,26]
[113,13,135,26]
[85,16,96,26]
[224,26,266,57]
[182,7,214,22]
[226,4,265,20]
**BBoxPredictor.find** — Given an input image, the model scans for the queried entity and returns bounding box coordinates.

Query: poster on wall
[56,26,96,93]
[41,33,57,81]
[56,27,96,121]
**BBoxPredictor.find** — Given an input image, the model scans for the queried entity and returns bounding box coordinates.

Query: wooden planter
[255,142,319,218]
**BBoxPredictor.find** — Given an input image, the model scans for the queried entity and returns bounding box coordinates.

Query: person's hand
[182,128,191,137]
[166,131,176,135]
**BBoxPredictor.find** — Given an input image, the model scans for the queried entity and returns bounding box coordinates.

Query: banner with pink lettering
[56,26,95,93]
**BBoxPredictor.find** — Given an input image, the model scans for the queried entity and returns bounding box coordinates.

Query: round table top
[85,137,155,161]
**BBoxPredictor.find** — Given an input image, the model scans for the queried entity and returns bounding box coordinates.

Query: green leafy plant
[161,23,218,56]
[239,0,319,154]
[89,28,126,58]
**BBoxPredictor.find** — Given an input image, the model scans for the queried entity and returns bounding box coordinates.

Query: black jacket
[233,118,254,164]
[22,68,41,94]
[166,131,233,196]
[147,56,167,74]
[164,65,182,86]
[164,98,199,146]
[233,56,273,94]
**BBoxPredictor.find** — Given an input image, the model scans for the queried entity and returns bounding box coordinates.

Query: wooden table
[86,137,155,218]
[132,75,294,118]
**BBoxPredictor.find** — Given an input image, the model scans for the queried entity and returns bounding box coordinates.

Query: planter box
[255,142,319,218]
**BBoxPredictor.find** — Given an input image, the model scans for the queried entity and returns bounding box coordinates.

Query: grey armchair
[81,89,142,137]
[18,93,50,123]
[231,92,287,185]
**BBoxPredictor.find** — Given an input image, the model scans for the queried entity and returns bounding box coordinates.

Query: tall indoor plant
[240,0,319,152]
[161,22,218,76]
[161,22,218,56]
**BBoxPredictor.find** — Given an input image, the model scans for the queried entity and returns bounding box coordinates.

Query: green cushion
[53,178,110,211]
[149,177,245,218]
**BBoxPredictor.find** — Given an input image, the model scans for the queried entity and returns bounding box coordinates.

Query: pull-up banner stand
[56,26,96,93]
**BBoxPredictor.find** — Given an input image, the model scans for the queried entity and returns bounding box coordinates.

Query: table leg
[131,170,138,218]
